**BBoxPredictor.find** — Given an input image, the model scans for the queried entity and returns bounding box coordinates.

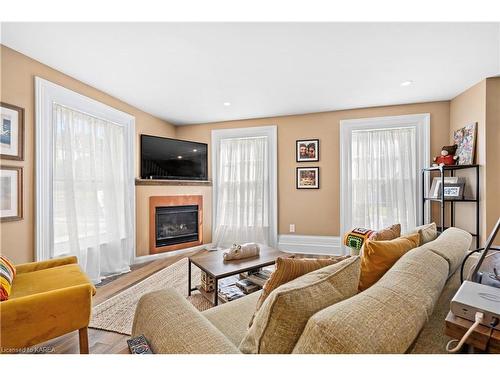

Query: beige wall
[449,81,487,242]
[485,77,500,241]
[0,46,176,263]
[5,45,495,263]
[176,102,451,239]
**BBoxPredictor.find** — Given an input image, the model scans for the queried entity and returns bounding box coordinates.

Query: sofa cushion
[293,247,449,353]
[255,256,348,311]
[370,223,401,241]
[239,256,360,354]
[408,222,438,245]
[422,227,471,276]
[10,264,96,299]
[359,233,420,291]
[202,290,262,346]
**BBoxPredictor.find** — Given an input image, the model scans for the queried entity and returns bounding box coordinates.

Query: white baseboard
[133,243,213,264]
[278,235,345,255]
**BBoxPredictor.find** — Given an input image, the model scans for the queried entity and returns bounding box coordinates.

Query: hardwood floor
[32,249,202,354]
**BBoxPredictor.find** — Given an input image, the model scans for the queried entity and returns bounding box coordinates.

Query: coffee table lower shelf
[193,285,226,306]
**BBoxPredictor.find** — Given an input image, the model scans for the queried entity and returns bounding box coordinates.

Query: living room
[1,1,500,372]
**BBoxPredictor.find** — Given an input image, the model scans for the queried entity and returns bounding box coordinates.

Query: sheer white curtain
[351,127,417,233]
[53,104,134,283]
[213,136,271,248]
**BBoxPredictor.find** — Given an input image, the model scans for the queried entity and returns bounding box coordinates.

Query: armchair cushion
[15,256,78,274]
[11,264,96,299]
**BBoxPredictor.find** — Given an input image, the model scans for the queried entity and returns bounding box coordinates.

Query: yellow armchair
[0,256,96,354]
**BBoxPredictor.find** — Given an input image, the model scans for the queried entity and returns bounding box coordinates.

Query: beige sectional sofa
[132,227,472,354]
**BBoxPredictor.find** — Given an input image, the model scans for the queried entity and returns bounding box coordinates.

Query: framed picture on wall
[296,139,319,162]
[0,166,23,222]
[1,102,24,161]
[296,167,319,189]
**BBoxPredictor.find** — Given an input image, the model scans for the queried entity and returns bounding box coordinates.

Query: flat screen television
[140,135,208,180]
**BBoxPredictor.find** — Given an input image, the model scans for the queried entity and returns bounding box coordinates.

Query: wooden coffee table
[188,246,288,306]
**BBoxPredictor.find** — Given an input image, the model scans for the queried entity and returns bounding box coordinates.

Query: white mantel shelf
[135,178,212,187]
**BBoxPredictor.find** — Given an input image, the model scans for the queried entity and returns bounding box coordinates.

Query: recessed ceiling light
[193,149,198,152]
[400,80,413,87]
[223,102,231,106]
[177,155,183,159]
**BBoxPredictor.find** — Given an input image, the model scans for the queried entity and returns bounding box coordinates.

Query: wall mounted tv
[140,135,208,180]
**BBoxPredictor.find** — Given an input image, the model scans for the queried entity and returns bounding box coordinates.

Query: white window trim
[339,114,430,240]
[35,77,136,262]
[211,125,278,247]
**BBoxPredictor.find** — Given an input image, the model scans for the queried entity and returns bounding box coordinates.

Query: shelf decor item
[438,182,465,200]
[1,102,24,161]
[0,166,22,222]
[453,123,477,165]
[296,139,319,162]
[296,167,319,189]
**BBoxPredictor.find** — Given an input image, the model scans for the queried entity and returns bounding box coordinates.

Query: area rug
[89,257,213,335]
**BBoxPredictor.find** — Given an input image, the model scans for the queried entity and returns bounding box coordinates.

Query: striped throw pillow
[255,256,350,312]
[0,255,16,301]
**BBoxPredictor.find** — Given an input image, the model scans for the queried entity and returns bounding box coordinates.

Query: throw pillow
[239,256,361,354]
[369,223,401,241]
[255,256,350,312]
[0,255,16,301]
[358,233,420,291]
[409,222,438,245]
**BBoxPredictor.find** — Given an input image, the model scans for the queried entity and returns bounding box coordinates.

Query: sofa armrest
[15,256,78,274]
[0,283,93,349]
[132,289,240,354]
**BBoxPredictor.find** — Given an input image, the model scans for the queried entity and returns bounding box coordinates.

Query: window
[211,126,277,248]
[36,78,135,283]
[340,114,430,249]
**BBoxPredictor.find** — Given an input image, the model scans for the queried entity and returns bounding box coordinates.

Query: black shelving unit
[421,164,480,248]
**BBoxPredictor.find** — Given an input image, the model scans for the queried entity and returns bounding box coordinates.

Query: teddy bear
[432,145,458,166]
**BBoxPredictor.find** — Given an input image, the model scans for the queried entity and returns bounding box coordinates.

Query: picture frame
[437,182,465,200]
[428,177,459,198]
[453,123,477,165]
[1,102,25,161]
[296,139,319,162]
[296,167,319,189]
[0,166,23,222]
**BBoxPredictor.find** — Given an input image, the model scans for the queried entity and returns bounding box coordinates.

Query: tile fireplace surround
[149,195,203,254]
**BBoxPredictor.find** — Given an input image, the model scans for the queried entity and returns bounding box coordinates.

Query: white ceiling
[1,23,499,125]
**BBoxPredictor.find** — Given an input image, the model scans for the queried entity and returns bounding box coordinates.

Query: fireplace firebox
[155,205,199,247]
[149,195,203,254]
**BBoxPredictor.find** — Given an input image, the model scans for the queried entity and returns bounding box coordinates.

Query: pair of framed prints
[1,102,24,222]
[295,139,319,189]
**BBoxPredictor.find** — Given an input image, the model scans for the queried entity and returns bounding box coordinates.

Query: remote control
[127,335,153,354]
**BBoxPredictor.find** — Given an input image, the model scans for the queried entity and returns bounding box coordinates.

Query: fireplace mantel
[136,178,212,186]
[149,195,203,254]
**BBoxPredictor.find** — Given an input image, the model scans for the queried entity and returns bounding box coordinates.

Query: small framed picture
[428,177,458,198]
[297,167,319,189]
[1,102,24,161]
[296,139,319,162]
[438,182,465,200]
[1,166,23,222]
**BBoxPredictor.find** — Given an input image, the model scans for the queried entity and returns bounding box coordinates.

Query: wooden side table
[445,251,500,353]
[445,311,500,353]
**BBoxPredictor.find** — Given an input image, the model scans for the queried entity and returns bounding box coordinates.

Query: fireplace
[155,205,199,247]
[150,195,203,254]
